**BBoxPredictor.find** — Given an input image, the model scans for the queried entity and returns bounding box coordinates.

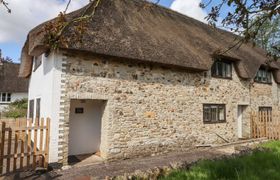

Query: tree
[250,14,280,58]
[0,49,13,63]
[0,0,11,13]
[200,0,279,39]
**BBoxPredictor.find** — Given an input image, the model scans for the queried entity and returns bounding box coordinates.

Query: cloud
[170,0,207,23]
[0,0,89,43]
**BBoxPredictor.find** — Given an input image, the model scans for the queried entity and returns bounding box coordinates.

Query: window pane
[219,106,225,121]
[211,105,218,121]
[267,72,271,83]
[29,100,34,119]
[34,55,42,71]
[262,70,266,82]
[36,98,41,119]
[203,106,209,121]
[2,93,6,102]
[217,62,223,76]
[7,93,11,102]
[226,64,231,77]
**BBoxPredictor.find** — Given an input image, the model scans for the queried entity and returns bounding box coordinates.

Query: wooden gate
[0,118,50,175]
[251,111,280,140]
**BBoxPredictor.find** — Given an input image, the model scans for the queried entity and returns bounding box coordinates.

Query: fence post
[33,118,39,169]
[13,119,19,171]
[27,119,32,168]
[251,112,255,138]
[6,126,12,173]
[44,118,50,169]
[0,122,6,174]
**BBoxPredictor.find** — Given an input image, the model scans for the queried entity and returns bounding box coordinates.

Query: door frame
[237,105,247,139]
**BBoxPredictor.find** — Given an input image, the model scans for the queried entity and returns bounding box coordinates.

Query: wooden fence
[0,118,50,176]
[251,111,280,140]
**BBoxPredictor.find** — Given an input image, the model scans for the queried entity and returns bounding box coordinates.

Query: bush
[2,98,28,118]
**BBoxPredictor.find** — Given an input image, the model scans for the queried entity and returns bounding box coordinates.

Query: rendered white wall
[0,104,8,113]
[68,100,103,156]
[11,93,28,102]
[28,52,63,163]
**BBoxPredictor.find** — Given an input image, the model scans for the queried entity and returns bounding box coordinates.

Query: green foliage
[251,15,280,58]
[161,141,280,180]
[2,98,28,118]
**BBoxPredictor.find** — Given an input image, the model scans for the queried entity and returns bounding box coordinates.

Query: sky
[0,0,218,63]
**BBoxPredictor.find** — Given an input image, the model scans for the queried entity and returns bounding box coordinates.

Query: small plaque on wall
[75,108,84,114]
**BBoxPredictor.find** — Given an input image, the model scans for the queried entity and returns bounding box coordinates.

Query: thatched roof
[0,61,29,92]
[19,0,280,82]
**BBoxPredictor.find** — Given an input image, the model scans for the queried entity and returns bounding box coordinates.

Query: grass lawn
[160,141,280,180]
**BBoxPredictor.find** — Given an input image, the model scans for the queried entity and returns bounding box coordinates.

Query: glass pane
[7,93,11,102]
[262,70,266,82]
[203,107,206,120]
[219,106,225,121]
[267,72,271,83]
[226,64,231,77]
[258,70,262,82]
[29,100,34,119]
[211,63,216,76]
[2,93,6,102]
[211,105,218,121]
[217,62,223,76]
[36,98,41,118]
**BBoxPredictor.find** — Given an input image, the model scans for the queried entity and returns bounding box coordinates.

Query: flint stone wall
[59,52,279,164]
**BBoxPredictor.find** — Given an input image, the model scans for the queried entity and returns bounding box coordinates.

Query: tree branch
[0,0,11,13]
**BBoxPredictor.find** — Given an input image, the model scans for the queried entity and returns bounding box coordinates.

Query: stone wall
[59,52,279,164]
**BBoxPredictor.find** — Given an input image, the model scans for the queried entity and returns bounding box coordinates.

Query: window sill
[203,121,227,124]
[0,102,11,104]
[211,75,232,80]
[254,81,272,85]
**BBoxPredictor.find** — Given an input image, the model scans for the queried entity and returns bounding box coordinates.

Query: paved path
[5,139,265,180]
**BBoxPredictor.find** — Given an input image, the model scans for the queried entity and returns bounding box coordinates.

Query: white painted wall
[69,100,103,156]
[0,104,8,113]
[11,92,28,102]
[28,52,63,163]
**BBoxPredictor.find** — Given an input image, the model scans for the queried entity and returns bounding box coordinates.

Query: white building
[0,61,29,115]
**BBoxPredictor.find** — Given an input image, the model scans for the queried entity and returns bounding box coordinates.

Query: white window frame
[33,54,44,72]
[0,92,12,103]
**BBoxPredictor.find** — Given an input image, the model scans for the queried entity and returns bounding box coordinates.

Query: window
[29,100,34,119]
[255,68,272,84]
[33,55,42,71]
[7,93,11,102]
[36,98,41,119]
[211,60,232,79]
[0,93,11,103]
[203,104,226,123]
